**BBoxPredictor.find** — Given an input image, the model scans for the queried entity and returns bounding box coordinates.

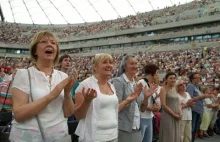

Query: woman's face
[177,80,186,92]
[35,36,58,63]
[166,75,176,86]
[125,57,138,76]
[94,58,113,77]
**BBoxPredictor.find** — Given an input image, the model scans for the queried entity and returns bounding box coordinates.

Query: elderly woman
[10,31,77,142]
[112,55,152,142]
[176,79,195,142]
[74,53,118,142]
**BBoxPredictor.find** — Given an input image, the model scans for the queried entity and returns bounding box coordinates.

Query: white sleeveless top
[94,93,118,141]
[75,76,118,142]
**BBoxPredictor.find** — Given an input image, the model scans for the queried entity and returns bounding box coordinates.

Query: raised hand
[50,77,71,99]
[186,98,196,107]
[143,83,158,98]
[152,103,160,112]
[64,71,78,97]
[82,88,97,104]
[134,83,143,96]
[126,93,140,103]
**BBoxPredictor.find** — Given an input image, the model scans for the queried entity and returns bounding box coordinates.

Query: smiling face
[125,57,138,76]
[30,31,59,65]
[93,54,113,77]
[166,75,176,86]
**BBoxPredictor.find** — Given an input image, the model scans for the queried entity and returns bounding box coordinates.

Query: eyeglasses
[193,77,201,80]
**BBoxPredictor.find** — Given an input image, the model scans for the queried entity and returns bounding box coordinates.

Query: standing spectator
[74,53,118,142]
[9,31,77,142]
[0,61,21,121]
[112,55,147,142]
[137,63,160,142]
[199,86,218,138]
[59,54,80,99]
[176,79,195,142]
[186,72,210,142]
[159,72,181,142]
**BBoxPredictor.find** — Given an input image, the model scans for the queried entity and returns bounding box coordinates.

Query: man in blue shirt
[186,72,210,142]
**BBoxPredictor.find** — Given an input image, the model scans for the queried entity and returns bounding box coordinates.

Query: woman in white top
[74,53,118,142]
[137,63,159,142]
[176,79,195,142]
[199,86,219,138]
[10,31,77,142]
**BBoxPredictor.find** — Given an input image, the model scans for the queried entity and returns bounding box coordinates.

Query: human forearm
[63,94,75,118]
[161,104,177,118]
[13,94,54,123]
[119,100,130,112]
[74,99,91,120]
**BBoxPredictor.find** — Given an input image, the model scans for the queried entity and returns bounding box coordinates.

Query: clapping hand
[126,83,143,103]
[64,71,78,97]
[186,98,196,107]
[82,88,97,104]
[143,83,158,98]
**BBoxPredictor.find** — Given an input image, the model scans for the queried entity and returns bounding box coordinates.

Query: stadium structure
[0,0,220,57]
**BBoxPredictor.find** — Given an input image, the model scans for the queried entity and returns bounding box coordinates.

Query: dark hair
[144,63,159,76]
[59,54,71,63]
[165,72,176,80]
[188,72,200,82]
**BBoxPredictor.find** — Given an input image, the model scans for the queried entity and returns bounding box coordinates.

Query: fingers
[82,88,97,102]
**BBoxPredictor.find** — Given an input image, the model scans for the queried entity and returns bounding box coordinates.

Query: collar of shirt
[123,73,135,84]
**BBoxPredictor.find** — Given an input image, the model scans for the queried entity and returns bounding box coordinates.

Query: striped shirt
[0,81,13,112]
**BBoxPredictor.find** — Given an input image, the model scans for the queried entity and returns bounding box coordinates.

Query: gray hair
[117,54,135,77]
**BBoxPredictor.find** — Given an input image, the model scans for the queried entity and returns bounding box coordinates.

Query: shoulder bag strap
[27,69,46,142]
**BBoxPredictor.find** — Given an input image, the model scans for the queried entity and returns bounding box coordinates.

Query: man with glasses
[186,72,210,142]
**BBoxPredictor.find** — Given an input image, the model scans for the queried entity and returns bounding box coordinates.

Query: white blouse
[10,66,69,142]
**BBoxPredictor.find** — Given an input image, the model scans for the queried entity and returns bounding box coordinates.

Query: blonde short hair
[92,53,113,74]
[29,31,60,65]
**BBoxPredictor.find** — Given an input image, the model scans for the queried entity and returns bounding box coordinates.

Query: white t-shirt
[204,98,212,112]
[178,92,192,120]
[10,67,68,142]
[217,93,220,98]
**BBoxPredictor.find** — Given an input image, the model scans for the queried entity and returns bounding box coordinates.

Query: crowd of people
[0,30,219,142]
[0,0,220,45]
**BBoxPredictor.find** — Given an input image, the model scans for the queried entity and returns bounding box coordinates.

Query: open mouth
[45,49,53,54]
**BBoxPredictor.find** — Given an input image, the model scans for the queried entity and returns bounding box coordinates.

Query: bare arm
[13,88,56,122]
[160,87,179,119]
[62,93,75,118]
[13,77,71,122]
[74,88,96,120]
[62,72,78,118]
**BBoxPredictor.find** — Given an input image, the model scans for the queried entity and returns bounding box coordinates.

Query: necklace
[35,65,53,92]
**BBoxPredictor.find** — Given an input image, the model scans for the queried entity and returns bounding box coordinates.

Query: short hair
[12,61,21,69]
[30,31,60,65]
[92,53,113,74]
[165,72,177,80]
[144,63,159,76]
[201,86,209,93]
[188,72,200,82]
[59,54,71,63]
